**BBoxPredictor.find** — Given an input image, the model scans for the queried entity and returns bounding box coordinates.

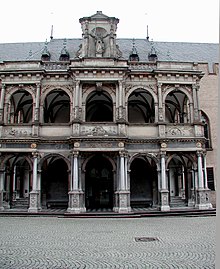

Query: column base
[159,190,170,211]
[67,190,86,214]
[195,189,213,210]
[114,191,131,213]
[28,191,39,213]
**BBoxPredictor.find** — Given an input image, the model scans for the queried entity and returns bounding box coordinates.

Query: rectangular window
[207,167,215,191]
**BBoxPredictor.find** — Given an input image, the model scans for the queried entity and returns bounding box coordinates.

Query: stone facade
[0,11,217,213]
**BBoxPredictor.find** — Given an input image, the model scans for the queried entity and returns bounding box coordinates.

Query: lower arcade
[0,140,213,213]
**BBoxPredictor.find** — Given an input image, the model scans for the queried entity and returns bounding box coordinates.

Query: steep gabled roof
[0,38,218,71]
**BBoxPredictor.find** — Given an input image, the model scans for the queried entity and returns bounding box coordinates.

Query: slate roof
[0,38,218,69]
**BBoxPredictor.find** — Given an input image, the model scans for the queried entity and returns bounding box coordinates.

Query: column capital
[72,151,79,157]
[74,80,80,87]
[196,150,203,157]
[119,150,127,157]
[32,151,39,158]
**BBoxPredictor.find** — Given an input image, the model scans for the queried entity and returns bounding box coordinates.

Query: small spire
[146,25,149,41]
[50,25,53,40]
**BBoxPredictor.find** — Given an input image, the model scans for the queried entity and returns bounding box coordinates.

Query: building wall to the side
[199,63,218,206]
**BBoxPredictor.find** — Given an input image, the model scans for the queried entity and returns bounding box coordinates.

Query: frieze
[166,126,194,136]
[3,127,32,137]
[81,125,117,136]
[83,142,113,148]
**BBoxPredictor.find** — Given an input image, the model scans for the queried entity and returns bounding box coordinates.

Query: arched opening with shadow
[86,90,113,122]
[43,89,70,123]
[167,154,194,206]
[130,156,157,208]
[201,111,212,149]
[165,90,190,123]
[128,88,155,123]
[85,154,114,209]
[8,90,33,123]
[41,157,69,209]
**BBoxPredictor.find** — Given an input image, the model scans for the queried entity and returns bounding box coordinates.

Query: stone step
[170,197,186,207]
[12,198,29,208]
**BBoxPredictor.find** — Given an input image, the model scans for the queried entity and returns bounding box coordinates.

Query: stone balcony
[0,123,204,141]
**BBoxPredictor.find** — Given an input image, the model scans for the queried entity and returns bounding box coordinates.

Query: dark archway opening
[85,155,113,209]
[41,158,69,208]
[86,90,113,122]
[130,157,157,207]
[128,89,155,123]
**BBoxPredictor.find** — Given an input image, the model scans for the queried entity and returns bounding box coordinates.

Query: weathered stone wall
[199,63,218,191]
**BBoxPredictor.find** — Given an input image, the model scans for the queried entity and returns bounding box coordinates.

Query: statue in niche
[95,36,105,54]
[90,27,108,56]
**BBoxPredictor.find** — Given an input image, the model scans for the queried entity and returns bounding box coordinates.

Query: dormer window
[148,42,157,61]
[129,39,139,62]
[59,39,70,61]
[41,41,50,61]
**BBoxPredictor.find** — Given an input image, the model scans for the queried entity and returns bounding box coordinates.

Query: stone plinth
[67,190,86,213]
[195,189,213,209]
[114,191,131,213]
[28,191,39,213]
[159,190,170,211]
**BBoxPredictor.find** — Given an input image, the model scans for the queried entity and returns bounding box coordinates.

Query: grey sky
[0,0,219,43]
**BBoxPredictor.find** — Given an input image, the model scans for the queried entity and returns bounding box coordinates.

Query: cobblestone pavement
[0,216,216,268]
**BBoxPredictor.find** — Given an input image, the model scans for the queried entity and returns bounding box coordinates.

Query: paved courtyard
[0,215,216,268]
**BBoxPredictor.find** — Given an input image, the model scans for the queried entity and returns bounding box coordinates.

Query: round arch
[5,85,36,104]
[162,86,193,104]
[125,86,158,104]
[39,153,70,170]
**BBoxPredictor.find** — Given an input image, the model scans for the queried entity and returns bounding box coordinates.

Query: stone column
[197,152,204,189]
[0,84,5,123]
[12,165,17,201]
[195,151,212,209]
[28,152,39,213]
[157,82,163,122]
[72,81,81,136]
[203,153,208,189]
[0,168,5,210]
[67,151,85,213]
[32,83,41,136]
[188,168,196,206]
[117,81,126,122]
[34,83,40,122]
[192,84,199,122]
[159,148,170,211]
[114,152,131,213]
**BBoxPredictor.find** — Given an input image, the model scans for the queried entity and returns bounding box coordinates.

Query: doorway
[85,155,113,209]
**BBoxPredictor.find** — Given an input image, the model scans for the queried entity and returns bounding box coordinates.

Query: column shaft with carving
[195,151,212,209]
[0,168,5,210]
[114,151,131,213]
[28,152,40,212]
[157,82,163,122]
[159,146,170,211]
[192,84,199,122]
[0,84,5,123]
[67,151,85,213]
